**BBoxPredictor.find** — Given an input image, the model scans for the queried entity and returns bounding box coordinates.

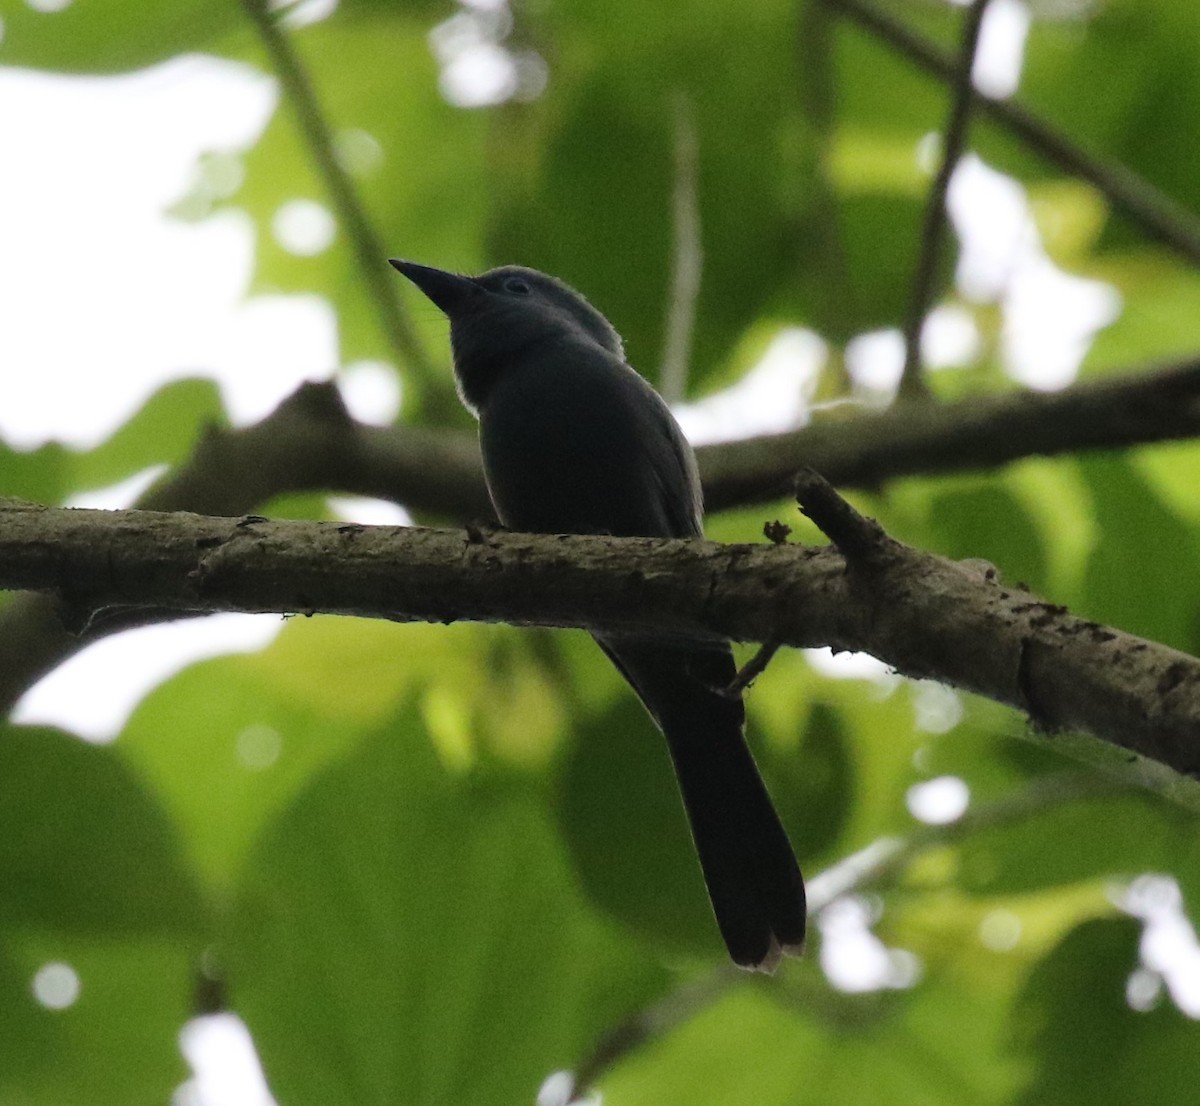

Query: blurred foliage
[3,0,1200,1104]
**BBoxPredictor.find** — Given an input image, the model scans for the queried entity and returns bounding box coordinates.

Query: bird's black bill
[388,259,480,314]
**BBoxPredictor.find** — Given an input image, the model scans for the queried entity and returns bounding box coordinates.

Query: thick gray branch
[0,360,1197,709]
[2,499,1197,779]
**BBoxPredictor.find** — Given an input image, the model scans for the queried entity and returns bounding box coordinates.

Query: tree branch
[0,358,1198,709]
[2,497,1197,777]
[700,356,1200,509]
[899,0,992,400]
[820,0,1200,266]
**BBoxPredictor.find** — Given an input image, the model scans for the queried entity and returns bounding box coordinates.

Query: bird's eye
[504,278,532,295]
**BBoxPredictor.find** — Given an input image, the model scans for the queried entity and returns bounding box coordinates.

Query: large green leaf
[557,693,719,959]
[956,791,1182,896]
[1020,0,1200,231]
[1013,917,1200,1105]
[1079,454,1200,653]
[0,936,195,1106]
[929,482,1048,596]
[0,726,201,1106]
[0,724,204,935]
[226,712,663,1106]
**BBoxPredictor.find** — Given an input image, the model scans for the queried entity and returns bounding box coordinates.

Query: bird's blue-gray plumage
[390,259,806,970]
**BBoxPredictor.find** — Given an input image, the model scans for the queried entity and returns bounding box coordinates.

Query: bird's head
[389,260,625,412]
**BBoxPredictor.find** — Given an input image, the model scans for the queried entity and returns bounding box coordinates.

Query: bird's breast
[477,348,689,538]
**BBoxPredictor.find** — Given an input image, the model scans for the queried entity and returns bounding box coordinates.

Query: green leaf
[1013,917,1200,1105]
[69,377,225,493]
[0,724,204,936]
[0,0,242,73]
[1021,1,1200,228]
[0,936,195,1106]
[929,481,1048,595]
[956,791,1180,896]
[488,0,830,385]
[226,712,663,1106]
[117,623,396,896]
[557,694,720,959]
[758,701,855,865]
[1079,454,1200,653]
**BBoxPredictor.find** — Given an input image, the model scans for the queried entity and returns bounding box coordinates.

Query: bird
[389,259,806,970]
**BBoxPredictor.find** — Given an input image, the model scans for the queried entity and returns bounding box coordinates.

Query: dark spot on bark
[1157,663,1188,696]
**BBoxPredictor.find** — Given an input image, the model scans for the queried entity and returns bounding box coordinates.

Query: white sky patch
[66,465,169,509]
[429,4,546,107]
[912,680,964,733]
[176,1014,278,1106]
[272,198,336,256]
[1118,874,1200,1018]
[338,360,402,425]
[843,309,979,399]
[328,496,414,526]
[13,615,282,743]
[845,328,904,396]
[805,647,899,689]
[1002,253,1122,390]
[818,895,922,993]
[906,775,971,824]
[972,0,1030,100]
[923,303,982,368]
[673,327,826,445]
[949,155,1121,390]
[0,56,350,450]
[214,294,339,424]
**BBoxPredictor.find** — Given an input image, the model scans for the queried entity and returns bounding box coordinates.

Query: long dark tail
[596,634,806,971]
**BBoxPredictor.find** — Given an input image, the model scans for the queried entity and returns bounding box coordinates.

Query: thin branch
[659,91,703,404]
[3,499,1199,779]
[239,0,445,410]
[566,967,743,1103]
[699,355,1200,510]
[727,639,782,697]
[821,0,1200,267]
[899,0,993,400]
[794,466,890,561]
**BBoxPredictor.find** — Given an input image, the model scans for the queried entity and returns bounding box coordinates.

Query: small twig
[659,92,704,404]
[808,770,1122,910]
[700,355,1200,511]
[820,0,1200,268]
[727,640,782,697]
[239,0,443,410]
[793,468,889,561]
[899,0,993,401]
[566,967,741,1102]
[763,520,792,545]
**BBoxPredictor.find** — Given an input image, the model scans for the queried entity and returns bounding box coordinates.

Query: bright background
[4,0,1200,1103]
